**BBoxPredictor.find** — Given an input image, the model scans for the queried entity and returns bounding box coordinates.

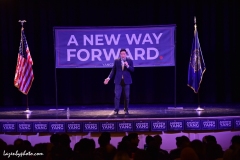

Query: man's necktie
[122,60,124,70]
[122,60,124,79]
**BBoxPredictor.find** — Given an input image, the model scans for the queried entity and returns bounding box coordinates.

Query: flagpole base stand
[195,106,204,111]
[23,109,32,113]
[168,107,183,110]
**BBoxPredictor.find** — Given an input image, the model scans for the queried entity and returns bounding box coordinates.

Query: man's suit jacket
[108,58,134,85]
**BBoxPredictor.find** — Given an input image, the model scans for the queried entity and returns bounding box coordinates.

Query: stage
[0,104,240,133]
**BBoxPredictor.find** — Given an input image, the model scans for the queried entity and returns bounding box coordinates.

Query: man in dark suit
[104,49,134,115]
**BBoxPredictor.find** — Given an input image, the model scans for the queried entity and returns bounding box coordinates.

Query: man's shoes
[124,110,129,115]
[114,111,118,115]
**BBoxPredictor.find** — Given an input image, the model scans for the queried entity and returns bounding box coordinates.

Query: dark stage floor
[1,104,240,120]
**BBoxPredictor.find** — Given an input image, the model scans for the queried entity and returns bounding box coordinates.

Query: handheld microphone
[123,59,127,66]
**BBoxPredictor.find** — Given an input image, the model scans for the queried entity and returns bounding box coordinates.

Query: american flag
[14,28,34,95]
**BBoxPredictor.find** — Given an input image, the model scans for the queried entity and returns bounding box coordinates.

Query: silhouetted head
[231,135,240,145]
[176,136,190,148]
[59,133,71,147]
[128,133,139,147]
[153,135,163,147]
[14,138,24,148]
[205,135,217,144]
[50,133,60,146]
[145,135,154,145]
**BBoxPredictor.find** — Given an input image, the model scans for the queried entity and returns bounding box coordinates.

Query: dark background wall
[0,0,239,107]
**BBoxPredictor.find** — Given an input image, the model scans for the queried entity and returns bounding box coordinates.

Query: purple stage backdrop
[54,25,176,68]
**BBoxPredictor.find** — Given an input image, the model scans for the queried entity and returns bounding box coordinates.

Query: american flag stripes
[14,28,34,95]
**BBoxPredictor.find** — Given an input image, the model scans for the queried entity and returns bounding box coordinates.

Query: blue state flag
[187,26,206,93]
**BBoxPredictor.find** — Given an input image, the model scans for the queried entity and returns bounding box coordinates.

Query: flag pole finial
[18,20,26,29]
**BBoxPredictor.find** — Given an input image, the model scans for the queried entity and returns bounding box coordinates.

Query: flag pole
[193,17,204,111]
[24,93,33,113]
[167,27,183,110]
[195,91,204,111]
[19,20,32,114]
